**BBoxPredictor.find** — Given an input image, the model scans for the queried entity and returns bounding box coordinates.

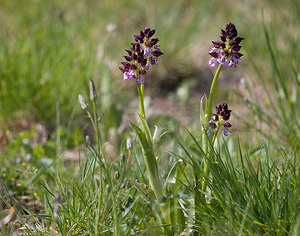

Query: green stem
[195,64,223,230]
[201,63,223,159]
[137,83,145,117]
[136,81,172,234]
[92,101,102,164]
[90,101,104,235]
[201,125,220,192]
[202,63,223,175]
[90,101,119,235]
[205,64,223,123]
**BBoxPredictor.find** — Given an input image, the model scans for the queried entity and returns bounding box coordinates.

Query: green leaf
[200,94,207,125]
[165,159,186,194]
[129,121,162,201]
[137,113,153,144]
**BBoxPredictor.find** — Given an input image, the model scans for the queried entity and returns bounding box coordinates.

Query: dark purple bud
[230,39,243,47]
[208,122,217,129]
[137,55,143,63]
[231,44,241,52]
[126,49,132,56]
[212,41,225,49]
[134,34,139,42]
[144,27,150,35]
[139,69,146,75]
[234,37,244,44]
[129,64,137,70]
[121,62,131,67]
[119,66,126,73]
[134,34,144,43]
[224,122,232,128]
[148,29,155,38]
[225,23,237,40]
[216,105,222,115]
[232,52,243,59]
[150,38,159,45]
[149,57,157,65]
[142,58,148,66]
[152,50,163,57]
[220,30,226,42]
[222,112,231,121]
[131,43,140,52]
[222,103,228,111]
[132,53,138,60]
[209,52,219,58]
[137,50,144,57]
[212,114,219,121]
[124,56,132,61]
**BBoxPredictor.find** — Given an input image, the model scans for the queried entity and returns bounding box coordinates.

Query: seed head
[78,94,89,110]
[89,79,97,101]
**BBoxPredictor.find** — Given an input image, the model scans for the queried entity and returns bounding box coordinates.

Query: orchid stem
[137,83,145,118]
[205,64,223,123]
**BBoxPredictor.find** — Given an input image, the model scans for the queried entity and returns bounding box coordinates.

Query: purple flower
[119,27,163,84]
[209,23,244,68]
[205,103,232,136]
[205,120,217,136]
[223,122,232,136]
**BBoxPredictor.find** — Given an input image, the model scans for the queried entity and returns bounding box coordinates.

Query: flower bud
[126,137,133,150]
[120,153,125,162]
[78,94,88,110]
[114,171,120,180]
[224,122,232,128]
[85,135,91,145]
[89,79,97,101]
[212,114,219,121]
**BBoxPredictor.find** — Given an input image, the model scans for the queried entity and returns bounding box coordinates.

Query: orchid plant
[191,23,244,229]
[120,28,180,235]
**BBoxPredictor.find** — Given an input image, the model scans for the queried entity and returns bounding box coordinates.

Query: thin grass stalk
[88,98,119,235]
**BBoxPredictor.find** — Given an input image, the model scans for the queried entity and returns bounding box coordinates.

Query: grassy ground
[0,0,299,235]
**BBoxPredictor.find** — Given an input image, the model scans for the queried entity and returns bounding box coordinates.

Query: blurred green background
[0,0,299,141]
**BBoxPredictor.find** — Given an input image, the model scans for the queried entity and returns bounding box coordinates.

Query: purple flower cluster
[206,103,232,136]
[119,27,163,84]
[208,23,244,67]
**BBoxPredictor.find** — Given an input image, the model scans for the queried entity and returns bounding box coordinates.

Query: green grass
[1,0,300,235]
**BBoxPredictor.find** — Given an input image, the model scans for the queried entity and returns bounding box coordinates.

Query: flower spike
[209,23,244,68]
[205,103,233,136]
[119,27,163,84]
